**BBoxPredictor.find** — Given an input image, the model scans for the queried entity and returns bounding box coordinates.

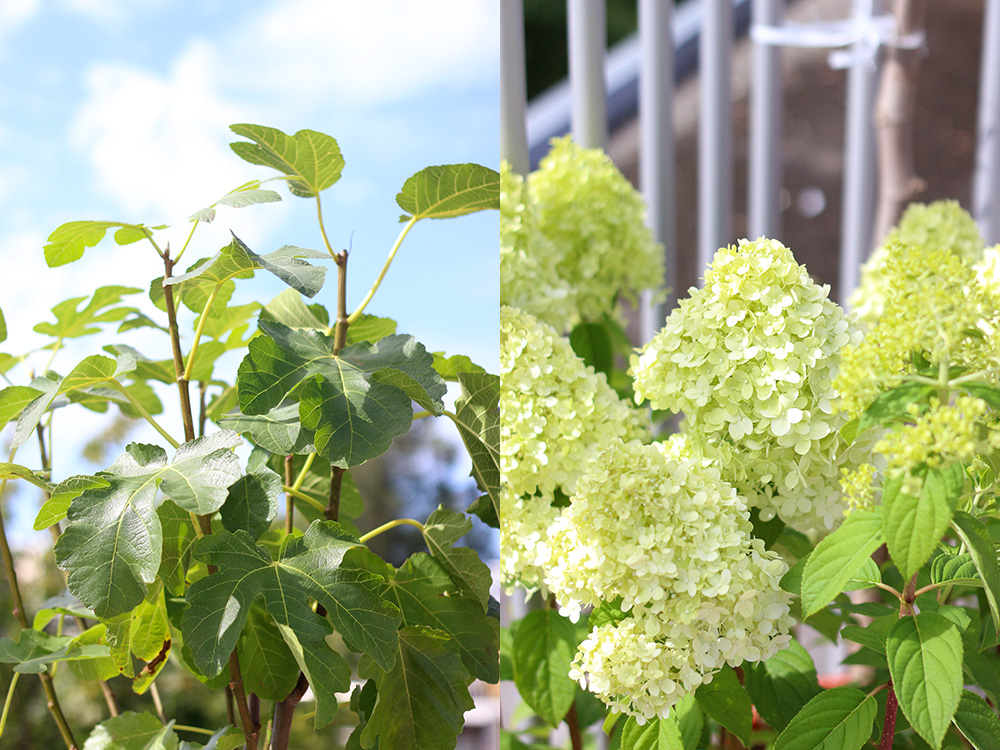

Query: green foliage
[801,506,884,617]
[693,665,752,747]
[0,122,499,749]
[619,714,684,750]
[887,612,964,748]
[512,609,578,727]
[772,687,877,750]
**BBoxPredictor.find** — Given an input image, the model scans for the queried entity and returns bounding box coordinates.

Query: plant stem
[900,572,919,617]
[281,485,325,514]
[879,680,898,750]
[348,217,417,324]
[284,456,295,535]
[163,250,198,446]
[174,724,216,736]
[229,651,258,750]
[359,518,425,544]
[0,672,19,741]
[112,383,179,449]
[250,693,261,736]
[325,250,350,522]
[183,284,221,381]
[270,673,310,750]
[174,219,199,265]
[291,454,315,491]
[198,381,207,438]
[150,682,166,724]
[566,701,583,750]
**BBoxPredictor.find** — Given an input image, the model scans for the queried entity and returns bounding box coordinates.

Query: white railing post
[975,0,1000,245]
[839,0,881,305]
[638,0,677,340]
[568,0,608,149]
[748,0,783,240]
[699,0,734,276]
[501,0,530,175]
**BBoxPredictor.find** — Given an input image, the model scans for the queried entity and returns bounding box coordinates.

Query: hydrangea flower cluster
[503,136,663,331]
[630,238,862,531]
[850,200,985,326]
[499,305,649,588]
[500,162,578,331]
[547,437,792,721]
[873,396,988,473]
[836,241,1000,418]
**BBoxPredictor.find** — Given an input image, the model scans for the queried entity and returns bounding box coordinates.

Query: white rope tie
[750,12,926,70]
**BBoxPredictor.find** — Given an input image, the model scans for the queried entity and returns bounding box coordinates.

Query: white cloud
[225,0,499,107]
[0,0,40,49]
[71,40,255,229]
[59,0,164,24]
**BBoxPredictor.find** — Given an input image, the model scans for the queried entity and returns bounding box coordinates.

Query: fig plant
[0,124,500,750]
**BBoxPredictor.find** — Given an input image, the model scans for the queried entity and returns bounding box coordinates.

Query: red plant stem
[880,682,898,750]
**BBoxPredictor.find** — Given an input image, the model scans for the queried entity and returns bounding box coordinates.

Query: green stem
[41,337,64,375]
[150,682,166,724]
[0,672,18,741]
[112,383,180,449]
[359,518,425,544]
[291,454,315,492]
[173,724,215,736]
[183,284,222,381]
[143,228,165,257]
[347,217,418,324]
[162,251,197,445]
[316,195,336,258]
[281,485,326,514]
[173,220,199,266]
[285,456,295,536]
[412,410,435,420]
[938,358,951,404]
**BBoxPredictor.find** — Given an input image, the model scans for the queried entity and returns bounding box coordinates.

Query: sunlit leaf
[230,124,344,198]
[396,163,500,221]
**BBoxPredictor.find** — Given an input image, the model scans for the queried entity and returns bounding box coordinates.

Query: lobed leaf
[81,711,177,750]
[220,446,282,540]
[188,180,282,223]
[358,626,475,750]
[396,163,500,221]
[44,221,157,268]
[230,124,344,198]
[452,372,500,527]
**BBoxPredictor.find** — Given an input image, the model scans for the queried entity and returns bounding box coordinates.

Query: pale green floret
[499,305,650,589]
[500,161,578,332]
[630,238,861,531]
[526,136,664,329]
[836,241,1000,419]
[569,541,792,722]
[850,200,984,325]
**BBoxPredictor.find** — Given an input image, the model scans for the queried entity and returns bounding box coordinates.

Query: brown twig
[162,249,198,448]
[229,651,258,750]
[270,673,310,750]
[198,380,208,438]
[326,250,350,523]
[872,0,929,246]
[879,680,898,750]
[566,701,583,750]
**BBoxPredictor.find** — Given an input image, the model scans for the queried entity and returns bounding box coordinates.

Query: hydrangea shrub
[501,143,1000,750]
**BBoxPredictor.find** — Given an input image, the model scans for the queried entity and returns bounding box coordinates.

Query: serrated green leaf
[236,601,300,701]
[178,726,243,750]
[220,447,281,540]
[230,124,344,198]
[512,609,577,727]
[745,639,822,731]
[422,507,492,608]
[952,689,1000,750]
[960,383,1000,412]
[884,464,964,579]
[396,163,499,221]
[106,582,170,691]
[694,665,752,747]
[453,372,499,527]
[772,687,876,750]
[859,382,937,433]
[34,285,142,339]
[60,353,136,393]
[237,321,444,467]
[359,625,474,750]
[182,523,399,727]
[82,711,178,750]
[932,552,981,587]
[189,181,282,223]
[44,221,153,268]
[620,714,684,750]
[383,551,498,682]
[952,512,1000,636]
[841,613,897,656]
[801,506,884,617]
[888,612,963,749]
[55,433,243,618]
[0,306,5,344]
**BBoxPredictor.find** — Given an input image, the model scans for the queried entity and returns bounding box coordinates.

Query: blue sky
[0,0,500,543]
